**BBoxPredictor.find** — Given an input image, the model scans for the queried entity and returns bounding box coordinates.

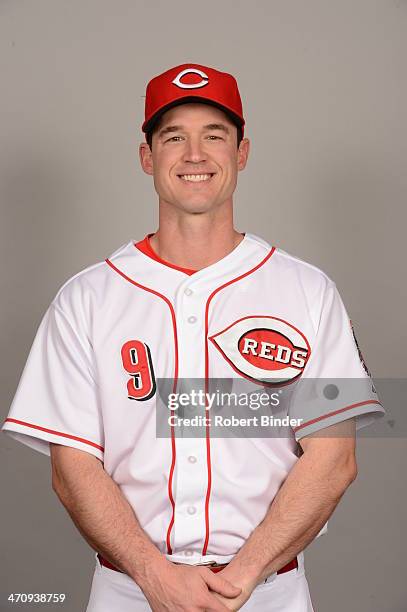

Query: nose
[182,136,207,164]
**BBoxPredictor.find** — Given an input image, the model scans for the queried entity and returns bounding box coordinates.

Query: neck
[150,203,243,271]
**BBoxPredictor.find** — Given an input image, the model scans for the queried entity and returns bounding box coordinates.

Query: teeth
[179,174,212,182]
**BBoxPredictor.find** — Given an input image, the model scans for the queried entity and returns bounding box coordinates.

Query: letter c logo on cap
[172,68,209,89]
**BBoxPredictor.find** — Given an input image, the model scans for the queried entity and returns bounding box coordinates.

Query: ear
[237,138,250,171]
[139,142,154,175]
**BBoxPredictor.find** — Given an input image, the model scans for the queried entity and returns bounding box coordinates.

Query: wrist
[222,560,262,593]
[129,549,170,587]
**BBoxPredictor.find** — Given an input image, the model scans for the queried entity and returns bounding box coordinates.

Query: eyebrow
[157,123,230,139]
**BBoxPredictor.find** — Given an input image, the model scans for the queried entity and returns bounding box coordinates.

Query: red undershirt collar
[134,233,197,276]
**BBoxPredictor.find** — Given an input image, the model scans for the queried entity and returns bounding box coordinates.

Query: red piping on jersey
[134,234,197,276]
[292,399,382,433]
[202,246,276,556]
[105,257,179,555]
[4,418,104,452]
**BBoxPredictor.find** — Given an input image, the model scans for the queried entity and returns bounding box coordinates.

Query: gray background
[1,1,406,610]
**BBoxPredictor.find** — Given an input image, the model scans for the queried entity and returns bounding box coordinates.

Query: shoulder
[51,241,132,317]
[249,233,336,291]
[247,234,340,331]
[275,245,333,282]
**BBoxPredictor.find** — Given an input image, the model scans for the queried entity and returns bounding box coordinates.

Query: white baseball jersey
[2,232,384,565]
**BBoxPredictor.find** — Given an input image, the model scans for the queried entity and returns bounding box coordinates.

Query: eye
[166,136,183,142]
[207,135,222,140]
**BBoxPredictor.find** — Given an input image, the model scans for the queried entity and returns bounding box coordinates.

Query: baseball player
[2,64,384,611]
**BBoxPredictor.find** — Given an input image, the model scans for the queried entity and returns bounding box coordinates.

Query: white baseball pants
[85,551,314,611]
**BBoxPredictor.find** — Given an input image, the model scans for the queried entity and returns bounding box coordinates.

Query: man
[2,64,384,611]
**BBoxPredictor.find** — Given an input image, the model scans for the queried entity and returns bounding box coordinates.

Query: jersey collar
[107,232,274,299]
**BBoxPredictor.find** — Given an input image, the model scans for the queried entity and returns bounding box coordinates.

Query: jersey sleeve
[1,297,104,461]
[289,280,385,441]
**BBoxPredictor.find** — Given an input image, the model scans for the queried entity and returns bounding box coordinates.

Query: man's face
[139,103,250,215]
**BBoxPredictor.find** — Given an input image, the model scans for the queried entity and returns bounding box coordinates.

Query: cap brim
[142,96,244,134]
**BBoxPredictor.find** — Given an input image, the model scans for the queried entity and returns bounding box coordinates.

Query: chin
[177,200,216,214]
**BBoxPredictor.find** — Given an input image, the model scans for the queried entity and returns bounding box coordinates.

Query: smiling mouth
[177,173,215,182]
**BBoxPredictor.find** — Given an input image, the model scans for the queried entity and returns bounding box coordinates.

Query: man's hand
[139,560,242,612]
[208,566,258,611]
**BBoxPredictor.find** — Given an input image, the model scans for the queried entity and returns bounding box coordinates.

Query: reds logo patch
[209,316,311,385]
[349,320,372,378]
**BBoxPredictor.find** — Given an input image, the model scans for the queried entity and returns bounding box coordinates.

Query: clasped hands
[140,558,259,611]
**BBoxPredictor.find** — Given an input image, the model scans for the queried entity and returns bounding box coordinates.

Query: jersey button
[184,550,194,557]
[187,315,197,324]
[184,288,193,296]
[187,506,197,515]
[188,455,197,463]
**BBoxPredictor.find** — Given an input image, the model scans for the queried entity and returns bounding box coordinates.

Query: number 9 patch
[121,340,156,401]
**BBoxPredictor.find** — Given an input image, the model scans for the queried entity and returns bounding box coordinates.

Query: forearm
[225,442,356,589]
[51,445,167,586]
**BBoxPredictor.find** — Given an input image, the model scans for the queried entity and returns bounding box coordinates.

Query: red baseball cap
[142,63,245,137]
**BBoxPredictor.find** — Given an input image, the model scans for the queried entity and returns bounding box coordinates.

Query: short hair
[145,112,243,151]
